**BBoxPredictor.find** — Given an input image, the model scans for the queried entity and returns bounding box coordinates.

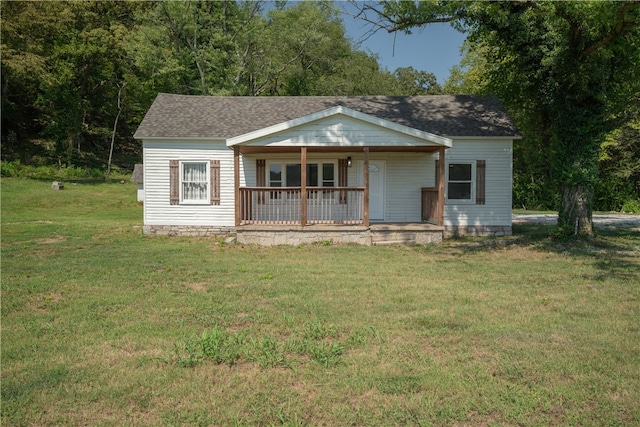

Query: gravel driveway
[512,213,640,229]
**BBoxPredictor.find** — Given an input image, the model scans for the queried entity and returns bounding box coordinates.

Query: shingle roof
[133,93,520,140]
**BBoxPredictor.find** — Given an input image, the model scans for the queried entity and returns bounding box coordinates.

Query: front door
[366,160,385,221]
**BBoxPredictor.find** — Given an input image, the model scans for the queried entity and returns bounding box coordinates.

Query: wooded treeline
[1,1,439,170]
[1,0,638,214]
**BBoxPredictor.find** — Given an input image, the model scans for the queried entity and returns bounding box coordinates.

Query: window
[447,163,473,201]
[181,162,209,203]
[322,163,335,187]
[286,163,302,186]
[169,160,220,205]
[446,160,486,204]
[267,162,336,187]
[269,163,282,187]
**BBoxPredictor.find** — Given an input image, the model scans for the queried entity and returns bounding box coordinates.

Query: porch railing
[239,187,364,225]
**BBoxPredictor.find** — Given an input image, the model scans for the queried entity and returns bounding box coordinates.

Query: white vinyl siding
[243,115,444,149]
[385,153,434,222]
[142,137,512,229]
[351,153,435,223]
[443,139,513,227]
[143,140,240,227]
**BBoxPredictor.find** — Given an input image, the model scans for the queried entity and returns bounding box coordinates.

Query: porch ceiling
[237,146,442,155]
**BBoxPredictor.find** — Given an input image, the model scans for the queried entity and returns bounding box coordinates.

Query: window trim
[180,160,210,205]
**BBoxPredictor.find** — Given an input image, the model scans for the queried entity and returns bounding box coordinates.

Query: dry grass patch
[35,235,67,244]
[187,281,209,292]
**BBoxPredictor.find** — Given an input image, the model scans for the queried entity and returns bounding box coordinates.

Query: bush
[0,160,22,177]
[0,160,107,181]
[620,199,640,214]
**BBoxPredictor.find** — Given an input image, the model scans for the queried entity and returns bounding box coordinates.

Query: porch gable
[226,106,452,149]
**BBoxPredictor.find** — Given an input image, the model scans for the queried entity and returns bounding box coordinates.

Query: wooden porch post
[438,146,445,227]
[363,147,370,227]
[234,146,240,227]
[300,147,307,226]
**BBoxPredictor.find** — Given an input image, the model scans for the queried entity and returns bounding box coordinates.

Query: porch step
[372,239,415,246]
[371,229,443,245]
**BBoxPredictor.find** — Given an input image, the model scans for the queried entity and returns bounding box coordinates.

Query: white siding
[443,139,513,227]
[245,115,443,148]
[142,137,512,228]
[386,153,435,222]
[143,140,242,226]
[348,153,437,223]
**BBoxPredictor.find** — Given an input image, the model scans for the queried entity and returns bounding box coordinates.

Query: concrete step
[371,230,442,245]
[372,239,415,246]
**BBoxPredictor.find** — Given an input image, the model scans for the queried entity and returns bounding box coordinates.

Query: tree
[1,0,442,173]
[1,1,148,167]
[596,115,640,211]
[239,1,402,96]
[1,1,73,162]
[247,1,353,95]
[358,0,640,237]
[393,66,441,95]
[125,0,264,97]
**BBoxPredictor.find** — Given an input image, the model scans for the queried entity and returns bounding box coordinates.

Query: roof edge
[135,136,227,142]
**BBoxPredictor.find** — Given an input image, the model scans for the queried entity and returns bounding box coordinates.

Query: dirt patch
[4,220,55,225]
[188,282,209,292]
[35,236,67,244]
[27,293,62,313]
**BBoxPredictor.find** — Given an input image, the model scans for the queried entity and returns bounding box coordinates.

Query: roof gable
[134,94,520,140]
[226,106,452,148]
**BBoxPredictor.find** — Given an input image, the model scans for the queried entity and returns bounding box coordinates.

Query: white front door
[364,160,385,221]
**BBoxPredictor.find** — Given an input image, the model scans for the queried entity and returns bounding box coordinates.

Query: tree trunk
[107,83,124,179]
[558,184,594,237]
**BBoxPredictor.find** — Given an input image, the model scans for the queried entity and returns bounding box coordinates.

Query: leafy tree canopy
[359,0,640,235]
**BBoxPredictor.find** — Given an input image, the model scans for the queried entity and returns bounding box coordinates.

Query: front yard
[2,179,639,426]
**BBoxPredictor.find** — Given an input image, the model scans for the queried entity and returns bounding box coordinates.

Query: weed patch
[172,319,349,370]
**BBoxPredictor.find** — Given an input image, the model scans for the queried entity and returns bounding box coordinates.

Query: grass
[2,178,639,426]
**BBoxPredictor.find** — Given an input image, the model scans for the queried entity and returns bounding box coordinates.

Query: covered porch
[233,145,447,229]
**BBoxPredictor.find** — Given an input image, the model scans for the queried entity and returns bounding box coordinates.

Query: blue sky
[338,5,468,84]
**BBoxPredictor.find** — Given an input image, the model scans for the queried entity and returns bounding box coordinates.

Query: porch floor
[236,222,444,246]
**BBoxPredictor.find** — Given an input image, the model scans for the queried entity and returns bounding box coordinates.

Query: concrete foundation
[142,223,511,245]
[444,225,512,238]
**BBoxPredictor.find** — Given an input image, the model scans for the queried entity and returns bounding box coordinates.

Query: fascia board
[450,136,522,141]
[138,136,227,142]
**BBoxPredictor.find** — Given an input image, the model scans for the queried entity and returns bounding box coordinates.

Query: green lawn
[2,178,639,426]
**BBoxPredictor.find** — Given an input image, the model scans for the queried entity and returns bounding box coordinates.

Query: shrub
[620,199,640,214]
[0,160,113,181]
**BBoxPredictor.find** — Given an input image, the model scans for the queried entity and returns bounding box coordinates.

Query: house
[133,94,520,245]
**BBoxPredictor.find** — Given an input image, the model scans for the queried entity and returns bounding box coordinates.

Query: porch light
[347,156,352,167]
